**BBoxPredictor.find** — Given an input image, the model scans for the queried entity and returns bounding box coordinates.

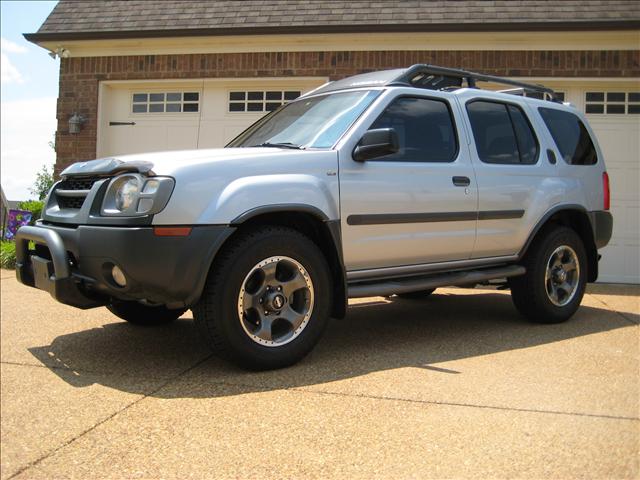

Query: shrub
[17,200,44,224]
[0,241,16,269]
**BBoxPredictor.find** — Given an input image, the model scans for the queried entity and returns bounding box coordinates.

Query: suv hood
[61,148,310,178]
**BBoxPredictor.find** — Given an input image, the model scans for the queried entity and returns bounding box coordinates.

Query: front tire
[193,226,332,370]
[107,301,186,326]
[510,226,587,324]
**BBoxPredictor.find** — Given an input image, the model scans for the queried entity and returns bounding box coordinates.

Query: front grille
[55,176,102,210]
[58,196,86,209]
[57,177,100,191]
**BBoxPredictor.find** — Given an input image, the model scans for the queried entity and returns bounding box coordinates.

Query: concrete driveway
[1,269,638,479]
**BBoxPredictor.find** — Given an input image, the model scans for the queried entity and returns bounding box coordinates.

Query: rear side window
[369,97,458,162]
[466,101,539,165]
[538,108,598,165]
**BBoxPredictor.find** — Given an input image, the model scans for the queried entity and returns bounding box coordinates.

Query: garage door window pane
[607,104,625,114]
[585,91,640,115]
[228,90,302,113]
[629,104,640,114]
[606,92,625,102]
[539,107,597,165]
[585,104,604,114]
[132,91,200,114]
[229,103,245,112]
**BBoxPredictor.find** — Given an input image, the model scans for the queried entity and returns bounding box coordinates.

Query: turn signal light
[153,227,192,237]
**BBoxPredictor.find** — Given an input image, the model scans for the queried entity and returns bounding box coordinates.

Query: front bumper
[15,223,234,309]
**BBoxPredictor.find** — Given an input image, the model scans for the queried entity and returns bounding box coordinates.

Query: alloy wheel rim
[544,245,580,307]
[237,256,314,347]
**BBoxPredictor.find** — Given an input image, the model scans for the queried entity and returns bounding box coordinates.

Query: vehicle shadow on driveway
[28,291,637,398]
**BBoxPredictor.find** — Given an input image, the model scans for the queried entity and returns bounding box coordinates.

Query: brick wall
[55,49,640,173]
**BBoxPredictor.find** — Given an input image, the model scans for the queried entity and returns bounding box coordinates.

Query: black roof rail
[388,64,561,102]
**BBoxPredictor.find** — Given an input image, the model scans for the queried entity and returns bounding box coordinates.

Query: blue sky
[1,0,59,200]
[1,0,58,100]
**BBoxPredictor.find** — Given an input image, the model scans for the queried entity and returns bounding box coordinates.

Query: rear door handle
[452,176,471,187]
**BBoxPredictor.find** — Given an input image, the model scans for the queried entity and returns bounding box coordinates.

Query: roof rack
[388,64,561,102]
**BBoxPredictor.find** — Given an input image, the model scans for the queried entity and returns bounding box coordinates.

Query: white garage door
[582,90,640,284]
[97,77,327,157]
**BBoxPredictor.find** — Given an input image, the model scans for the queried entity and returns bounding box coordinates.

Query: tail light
[603,172,610,210]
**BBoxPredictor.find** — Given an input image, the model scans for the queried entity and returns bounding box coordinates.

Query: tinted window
[466,101,539,165]
[369,97,457,162]
[539,108,598,165]
[508,105,538,164]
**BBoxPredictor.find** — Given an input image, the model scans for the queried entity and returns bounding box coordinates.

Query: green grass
[0,241,17,269]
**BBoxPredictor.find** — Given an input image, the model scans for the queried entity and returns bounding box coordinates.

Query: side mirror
[352,128,399,162]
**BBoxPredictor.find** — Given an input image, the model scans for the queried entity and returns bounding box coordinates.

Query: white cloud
[1,38,28,54]
[0,38,28,84]
[1,52,23,84]
[1,97,57,200]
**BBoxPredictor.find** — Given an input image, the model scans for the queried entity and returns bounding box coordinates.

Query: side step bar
[347,265,525,298]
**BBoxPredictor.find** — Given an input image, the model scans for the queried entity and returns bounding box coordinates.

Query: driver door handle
[452,176,471,187]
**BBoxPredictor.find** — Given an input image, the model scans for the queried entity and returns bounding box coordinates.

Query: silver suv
[16,65,613,369]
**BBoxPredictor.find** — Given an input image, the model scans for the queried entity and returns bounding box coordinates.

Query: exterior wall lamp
[68,113,86,134]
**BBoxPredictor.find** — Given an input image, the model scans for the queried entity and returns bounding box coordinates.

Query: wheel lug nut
[278,286,282,291]
[259,298,263,303]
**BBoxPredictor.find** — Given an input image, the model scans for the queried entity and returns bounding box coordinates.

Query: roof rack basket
[389,64,561,102]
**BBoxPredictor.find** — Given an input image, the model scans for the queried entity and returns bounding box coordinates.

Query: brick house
[25,1,639,283]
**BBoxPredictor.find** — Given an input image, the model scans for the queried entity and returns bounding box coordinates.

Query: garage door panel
[588,105,639,284]
[99,78,326,156]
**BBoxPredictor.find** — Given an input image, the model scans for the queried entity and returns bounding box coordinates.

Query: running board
[347,265,525,298]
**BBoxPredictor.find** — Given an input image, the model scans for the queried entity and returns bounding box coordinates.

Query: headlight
[101,174,174,217]
[115,178,140,211]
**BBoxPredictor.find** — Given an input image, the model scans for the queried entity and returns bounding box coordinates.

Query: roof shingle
[28,0,640,41]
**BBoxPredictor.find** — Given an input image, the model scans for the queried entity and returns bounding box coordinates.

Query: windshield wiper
[253,142,304,150]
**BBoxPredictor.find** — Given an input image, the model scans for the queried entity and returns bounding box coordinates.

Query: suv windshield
[227,90,380,149]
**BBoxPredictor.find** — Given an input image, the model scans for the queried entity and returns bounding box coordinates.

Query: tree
[30,164,55,201]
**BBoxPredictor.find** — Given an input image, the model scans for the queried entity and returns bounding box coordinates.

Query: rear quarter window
[466,100,539,165]
[538,108,598,165]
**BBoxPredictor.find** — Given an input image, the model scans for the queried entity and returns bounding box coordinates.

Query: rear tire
[510,226,587,324]
[107,301,185,326]
[193,226,332,370]
[396,288,436,299]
